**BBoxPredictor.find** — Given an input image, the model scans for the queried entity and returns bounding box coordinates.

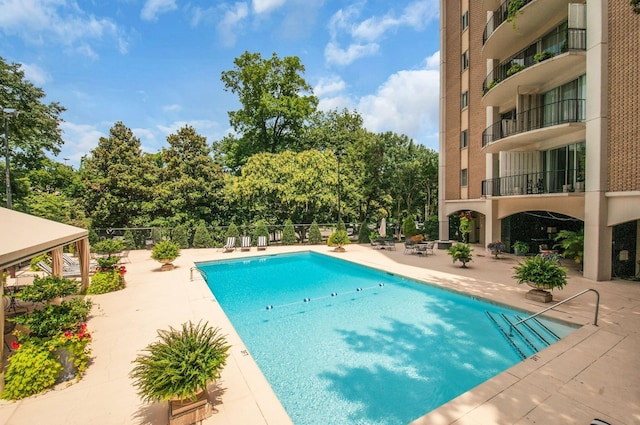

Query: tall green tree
[0,57,66,207]
[81,122,156,228]
[158,126,225,225]
[219,51,318,170]
[233,150,337,225]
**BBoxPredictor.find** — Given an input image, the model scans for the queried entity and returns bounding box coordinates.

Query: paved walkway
[0,243,638,424]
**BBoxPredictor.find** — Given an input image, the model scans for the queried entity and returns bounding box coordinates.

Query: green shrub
[507,63,525,76]
[513,255,568,290]
[336,220,346,232]
[447,243,473,268]
[554,229,584,265]
[123,230,136,250]
[225,223,240,243]
[402,216,417,239]
[88,270,125,295]
[308,221,323,244]
[11,298,93,338]
[92,239,126,257]
[96,256,120,270]
[88,229,99,246]
[513,240,529,255]
[130,321,230,403]
[1,341,62,400]
[18,276,79,304]
[328,230,350,249]
[192,222,213,248]
[151,240,180,262]
[357,223,371,243]
[252,219,269,244]
[282,219,297,245]
[172,224,190,249]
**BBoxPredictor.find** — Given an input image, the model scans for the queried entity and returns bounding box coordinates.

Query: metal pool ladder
[509,288,600,336]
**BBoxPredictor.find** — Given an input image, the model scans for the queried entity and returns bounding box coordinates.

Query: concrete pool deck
[0,243,638,424]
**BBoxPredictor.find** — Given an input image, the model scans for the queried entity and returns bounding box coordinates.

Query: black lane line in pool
[265,283,385,311]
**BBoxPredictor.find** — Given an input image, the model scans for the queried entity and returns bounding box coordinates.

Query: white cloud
[141,0,178,22]
[314,76,347,97]
[357,53,440,147]
[317,95,355,112]
[324,41,379,66]
[0,0,128,56]
[163,104,182,112]
[217,2,249,47]
[252,0,287,14]
[325,0,439,66]
[59,121,105,166]
[19,62,50,85]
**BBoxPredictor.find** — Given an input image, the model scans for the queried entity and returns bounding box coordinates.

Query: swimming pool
[197,252,576,425]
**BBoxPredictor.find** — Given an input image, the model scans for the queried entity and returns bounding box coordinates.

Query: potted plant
[534,50,555,63]
[507,63,526,76]
[512,255,568,302]
[130,321,230,424]
[487,241,506,258]
[328,230,350,252]
[151,240,180,271]
[512,240,529,256]
[447,243,473,268]
[554,229,584,269]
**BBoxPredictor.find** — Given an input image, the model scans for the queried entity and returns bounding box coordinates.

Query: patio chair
[425,241,435,255]
[222,237,236,253]
[37,261,82,278]
[257,235,268,251]
[241,236,251,252]
[403,240,415,255]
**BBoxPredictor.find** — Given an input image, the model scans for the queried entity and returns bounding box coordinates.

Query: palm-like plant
[130,321,230,403]
[554,229,584,265]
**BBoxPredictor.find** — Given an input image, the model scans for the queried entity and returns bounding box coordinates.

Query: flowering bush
[1,340,62,400]
[87,268,126,295]
[48,323,93,380]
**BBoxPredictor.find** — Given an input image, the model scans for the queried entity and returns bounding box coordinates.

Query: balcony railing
[482,99,585,147]
[482,169,585,197]
[483,0,534,44]
[483,28,587,94]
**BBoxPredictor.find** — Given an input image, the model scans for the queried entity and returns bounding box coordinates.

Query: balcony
[483,0,574,60]
[482,169,585,197]
[482,99,585,153]
[482,43,587,107]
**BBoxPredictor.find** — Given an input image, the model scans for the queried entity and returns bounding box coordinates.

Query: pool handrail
[509,288,600,336]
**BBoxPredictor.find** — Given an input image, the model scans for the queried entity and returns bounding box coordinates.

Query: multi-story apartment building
[438,0,639,281]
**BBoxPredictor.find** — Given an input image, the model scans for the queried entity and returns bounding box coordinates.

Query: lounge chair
[222,237,236,253]
[257,235,268,251]
[37,261,82,278]
[241,236,251,251]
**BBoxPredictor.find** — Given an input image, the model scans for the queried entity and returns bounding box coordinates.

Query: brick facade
[607,1,640,192]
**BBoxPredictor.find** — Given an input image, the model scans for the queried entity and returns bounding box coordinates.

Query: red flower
[10,341,20,350]
[64,330,73,338]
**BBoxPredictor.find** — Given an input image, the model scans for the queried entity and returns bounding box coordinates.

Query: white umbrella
[379,218,386,238]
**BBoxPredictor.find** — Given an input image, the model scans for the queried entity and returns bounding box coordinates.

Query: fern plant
[130,321,230,403]
[447,243,473,268]
[513,255,568,290]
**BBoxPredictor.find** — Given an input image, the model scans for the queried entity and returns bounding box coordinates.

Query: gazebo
[0,207,91,389]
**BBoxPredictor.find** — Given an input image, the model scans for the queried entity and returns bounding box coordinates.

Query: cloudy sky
[0,0,441,166]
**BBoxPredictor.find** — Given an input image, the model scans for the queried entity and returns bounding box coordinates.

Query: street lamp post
[2,108,17,209]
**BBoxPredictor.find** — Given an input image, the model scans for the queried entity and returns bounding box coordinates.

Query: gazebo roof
[0,207,88,270]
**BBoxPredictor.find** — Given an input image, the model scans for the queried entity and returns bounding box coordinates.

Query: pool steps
[485,311,561,359]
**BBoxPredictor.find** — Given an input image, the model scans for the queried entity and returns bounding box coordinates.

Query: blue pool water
[197,252,575,425]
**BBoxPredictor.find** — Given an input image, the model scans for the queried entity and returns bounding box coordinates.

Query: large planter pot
[160,261,176,271]
[525,288,553,303]
[333,246,346,253]
[169,390,212,425]
[55,347,78,383]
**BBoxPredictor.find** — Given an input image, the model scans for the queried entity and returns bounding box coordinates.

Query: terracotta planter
[160,262,175,271]
[333,246,346,253]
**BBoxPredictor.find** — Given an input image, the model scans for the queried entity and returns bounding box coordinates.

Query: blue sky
[0,0,441,166]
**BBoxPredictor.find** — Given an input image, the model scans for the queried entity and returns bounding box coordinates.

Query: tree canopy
[219,51,318,170]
